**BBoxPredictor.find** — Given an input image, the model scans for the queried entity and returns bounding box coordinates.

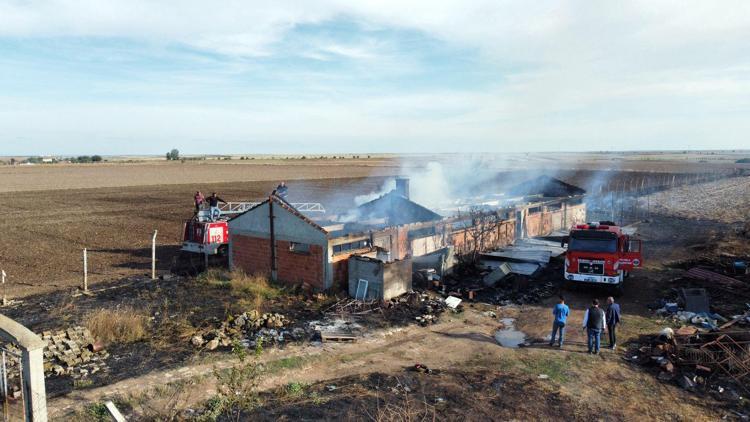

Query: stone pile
[191,311,298,350]
[40,327,109,378]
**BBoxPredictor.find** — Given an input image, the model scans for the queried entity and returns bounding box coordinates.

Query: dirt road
[50,302,720,420]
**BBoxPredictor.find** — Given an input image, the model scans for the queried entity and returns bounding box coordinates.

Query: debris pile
[39,327,109,378]
[190,311,303,350]
[627,327,750,403]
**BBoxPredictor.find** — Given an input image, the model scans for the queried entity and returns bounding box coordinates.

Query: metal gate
[0,345,26,421]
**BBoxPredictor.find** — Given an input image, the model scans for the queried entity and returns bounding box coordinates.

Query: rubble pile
[37,327,109,378]
[626,327,750,404]
[387,292,452,326]
[191,311,305,350]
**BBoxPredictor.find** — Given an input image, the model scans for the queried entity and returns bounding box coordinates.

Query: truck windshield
[569,238,617,253]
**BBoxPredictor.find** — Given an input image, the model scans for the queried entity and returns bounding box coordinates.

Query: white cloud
[1,1,750,152]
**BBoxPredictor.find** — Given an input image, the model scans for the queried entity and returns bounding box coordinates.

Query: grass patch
[286,381,307,397]
[86,307,149,344]
[198,270,283,312]
[264,354,320,375]
[73,378,93,389]
[518,352,583,383]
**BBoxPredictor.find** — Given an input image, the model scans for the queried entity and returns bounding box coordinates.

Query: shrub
[86,307,149,344]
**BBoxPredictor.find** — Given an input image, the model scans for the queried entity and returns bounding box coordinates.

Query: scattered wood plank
[320,332,357,343]
[105,400,127,422]
[719,312,750,330]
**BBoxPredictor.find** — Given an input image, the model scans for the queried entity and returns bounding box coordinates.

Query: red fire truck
[562,221,642,293]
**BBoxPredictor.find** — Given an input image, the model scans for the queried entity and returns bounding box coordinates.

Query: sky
[1,1,749,155]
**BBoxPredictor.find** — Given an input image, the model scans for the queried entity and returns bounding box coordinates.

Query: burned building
[228,176,587,294]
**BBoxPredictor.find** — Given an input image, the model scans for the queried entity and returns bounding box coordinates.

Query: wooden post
[1,270,5,307]
[151,230,158,280]
[83,248,88,293]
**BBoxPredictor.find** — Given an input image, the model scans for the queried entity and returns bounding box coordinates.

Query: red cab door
[620,237,642,271]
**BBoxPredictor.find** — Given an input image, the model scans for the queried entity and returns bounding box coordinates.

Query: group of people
[193,191,226,221]
[550,295,621,355]
[192,182,289,221]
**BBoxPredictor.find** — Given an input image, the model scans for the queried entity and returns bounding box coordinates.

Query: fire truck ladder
[219,202,326,215]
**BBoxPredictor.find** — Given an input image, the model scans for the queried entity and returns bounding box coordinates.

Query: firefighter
[207,192,226,221]
[275,181,289,199]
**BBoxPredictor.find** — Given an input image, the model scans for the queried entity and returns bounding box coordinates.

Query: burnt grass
[234,369,614,421]
[2,271,465,398]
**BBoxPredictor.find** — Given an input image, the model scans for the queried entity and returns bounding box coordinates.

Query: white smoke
[354,178,396,206]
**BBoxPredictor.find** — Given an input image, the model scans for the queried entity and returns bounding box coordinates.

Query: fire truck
[171,201,326,275]
[561,221,642,293]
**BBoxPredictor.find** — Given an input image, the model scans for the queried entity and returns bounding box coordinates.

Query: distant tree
[91,155,103,162]
[166,152,171,160]
[167,149,180,160]
[10,158,16,165]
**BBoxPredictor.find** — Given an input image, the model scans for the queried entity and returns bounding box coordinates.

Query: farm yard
[0,153,749,421]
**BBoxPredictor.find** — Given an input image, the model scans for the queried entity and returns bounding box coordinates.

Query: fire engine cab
[561,221,642,292]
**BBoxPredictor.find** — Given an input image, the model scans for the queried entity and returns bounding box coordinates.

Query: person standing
[606,296,621,350]
[194,191,205,214]
[549,295,570,348]
[207,192,226,221]
[582,298,607,355]
[275,181,289,199]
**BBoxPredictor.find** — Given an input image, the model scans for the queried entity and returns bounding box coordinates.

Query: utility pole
[1,270,6,306]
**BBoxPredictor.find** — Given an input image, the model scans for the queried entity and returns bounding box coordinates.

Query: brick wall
[231,234,272,275]
[232,234,324,290]
[275,240,325,290]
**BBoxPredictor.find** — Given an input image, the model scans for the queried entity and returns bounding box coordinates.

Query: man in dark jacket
[606,296,621,350]
[207,192,226,221]
[582,298,607,354]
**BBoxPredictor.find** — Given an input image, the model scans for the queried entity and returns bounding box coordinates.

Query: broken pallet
[320,332,358,343]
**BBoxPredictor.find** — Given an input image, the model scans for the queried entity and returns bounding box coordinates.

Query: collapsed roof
[506,175,586,198]
[356,190,442,226]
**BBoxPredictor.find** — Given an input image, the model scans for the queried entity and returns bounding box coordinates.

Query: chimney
[395,178,410,199]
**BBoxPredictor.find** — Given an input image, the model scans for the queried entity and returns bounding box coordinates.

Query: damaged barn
[227,176,587,300]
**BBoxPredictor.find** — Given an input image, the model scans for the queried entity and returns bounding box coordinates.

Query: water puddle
[494,318,527,348]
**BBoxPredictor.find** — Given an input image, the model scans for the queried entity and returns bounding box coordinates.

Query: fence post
[1,271,5,307]
[151,230,158,280]
[83,248,88,293]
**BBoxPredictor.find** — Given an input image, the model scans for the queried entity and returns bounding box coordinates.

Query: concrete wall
[522,202,586,238]
[412,246,456,276]
[348,256,412,301]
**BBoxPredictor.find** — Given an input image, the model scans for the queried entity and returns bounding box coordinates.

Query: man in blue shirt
[606,296,621,350]
[549,295,570,347]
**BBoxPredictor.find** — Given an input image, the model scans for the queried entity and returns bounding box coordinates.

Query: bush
[86,307,149,344]
[736,158,750,163]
